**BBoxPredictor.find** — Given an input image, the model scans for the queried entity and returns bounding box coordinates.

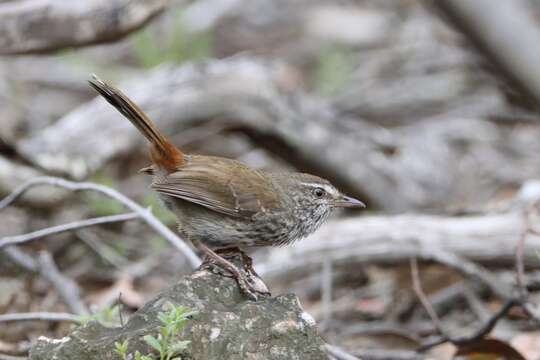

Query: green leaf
[160,326,170,339]
[169,340,190,354]
[134,351,154,360]
[114,340,129,359]
[143,335,162,353]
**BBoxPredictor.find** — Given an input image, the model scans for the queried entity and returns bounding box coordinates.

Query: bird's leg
[194,241,261,301]
[215,248,261,279]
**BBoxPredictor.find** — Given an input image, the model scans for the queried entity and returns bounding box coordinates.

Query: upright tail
[88,74,183,172]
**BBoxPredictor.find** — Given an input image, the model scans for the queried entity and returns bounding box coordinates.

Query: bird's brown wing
[151,156,280,219]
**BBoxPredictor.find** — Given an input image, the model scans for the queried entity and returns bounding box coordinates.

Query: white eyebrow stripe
[300,182,336,194]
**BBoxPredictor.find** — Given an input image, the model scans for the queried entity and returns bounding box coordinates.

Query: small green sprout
[114,340,129,360]
[113,303,195,360]
[134,351,154,360]
[142,302,196,360]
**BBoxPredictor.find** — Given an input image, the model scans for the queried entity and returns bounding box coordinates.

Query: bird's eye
[313,187,325,198]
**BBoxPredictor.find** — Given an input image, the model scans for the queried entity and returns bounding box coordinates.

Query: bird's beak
[332,195,366,208]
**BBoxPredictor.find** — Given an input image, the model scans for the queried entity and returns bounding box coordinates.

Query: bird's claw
[201,250,270,301]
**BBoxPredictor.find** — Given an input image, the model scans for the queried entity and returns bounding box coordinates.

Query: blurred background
[2,0,540,359]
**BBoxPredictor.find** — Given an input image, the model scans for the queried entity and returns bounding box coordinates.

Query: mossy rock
[30,267,327,360]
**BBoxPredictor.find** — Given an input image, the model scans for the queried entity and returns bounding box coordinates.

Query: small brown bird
[89,75,365,298]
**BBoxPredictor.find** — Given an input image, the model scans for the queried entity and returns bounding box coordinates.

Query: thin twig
[0,176,201,268]
[76,230,129,270]
[419,246,512,300]
[0,212,138,249]
[0,312,80,323]
[0,354,28,360]
[412,256,520,352]
[37,250,88,315]
[409,257,445,333]
[516,205,532,298]
[320,258,333,331]
[4,247,38,271]
[325,344,361,360]
[3,247,88,315]
[417,298,518,352]
[515,202,540,320]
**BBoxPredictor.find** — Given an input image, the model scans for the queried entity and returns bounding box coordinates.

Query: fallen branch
[410,258,444,331]
[0,312,80,323]
[37,251,88,315]
[325,344,361,360]
[0,212,138,249]
[0,176,201,268]
[0,0,169,55]
[258,212,539,283]
[411,255,521,352]
[515,202,540,320]
[0,354,27,360]
[3,247,88,315]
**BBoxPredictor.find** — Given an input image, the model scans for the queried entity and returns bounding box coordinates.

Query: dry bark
[0,0,169,55]
[256,210,540,278]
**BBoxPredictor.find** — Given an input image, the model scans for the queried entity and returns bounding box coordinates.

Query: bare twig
[0,176,201,268]
[0,312,80,323]
[325,344,361,360]
[411,256,520,352]
[37,251,88,315]
[352,349,421,360]
[516,205,533,297]
[320,258,333,331]
[0,354,28,360]
[515,202,540,320]
[4,247,38,271]
[409,258,445,332]
[419,247,511,301]
[0,212,138,249]
[3,247,88,315]
[417,298,518,352]
[76,230,129,269]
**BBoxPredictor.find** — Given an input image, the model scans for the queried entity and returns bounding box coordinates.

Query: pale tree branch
[3,247,87,315]
[0,312,80,323]
[0,0,170,55]
[37,251,88,315]
[411,257,520,352]
[515,202,540,320]
[325,344,361,360]
[0,354,27,360]
[0,176,201,268]
[0,212,138,249]
[410,258,445,332]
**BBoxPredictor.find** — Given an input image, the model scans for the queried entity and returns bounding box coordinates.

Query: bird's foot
[200,248,269,301]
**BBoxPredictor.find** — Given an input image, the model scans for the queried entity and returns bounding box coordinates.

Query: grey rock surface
[30,266,327,360]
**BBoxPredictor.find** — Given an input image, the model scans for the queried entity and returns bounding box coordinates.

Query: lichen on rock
[30,260,327,360]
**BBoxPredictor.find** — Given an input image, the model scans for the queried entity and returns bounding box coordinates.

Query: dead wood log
[256,211,540,278]
[0,0,169,55]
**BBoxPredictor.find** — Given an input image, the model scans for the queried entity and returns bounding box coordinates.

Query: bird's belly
[162,196,295,248]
